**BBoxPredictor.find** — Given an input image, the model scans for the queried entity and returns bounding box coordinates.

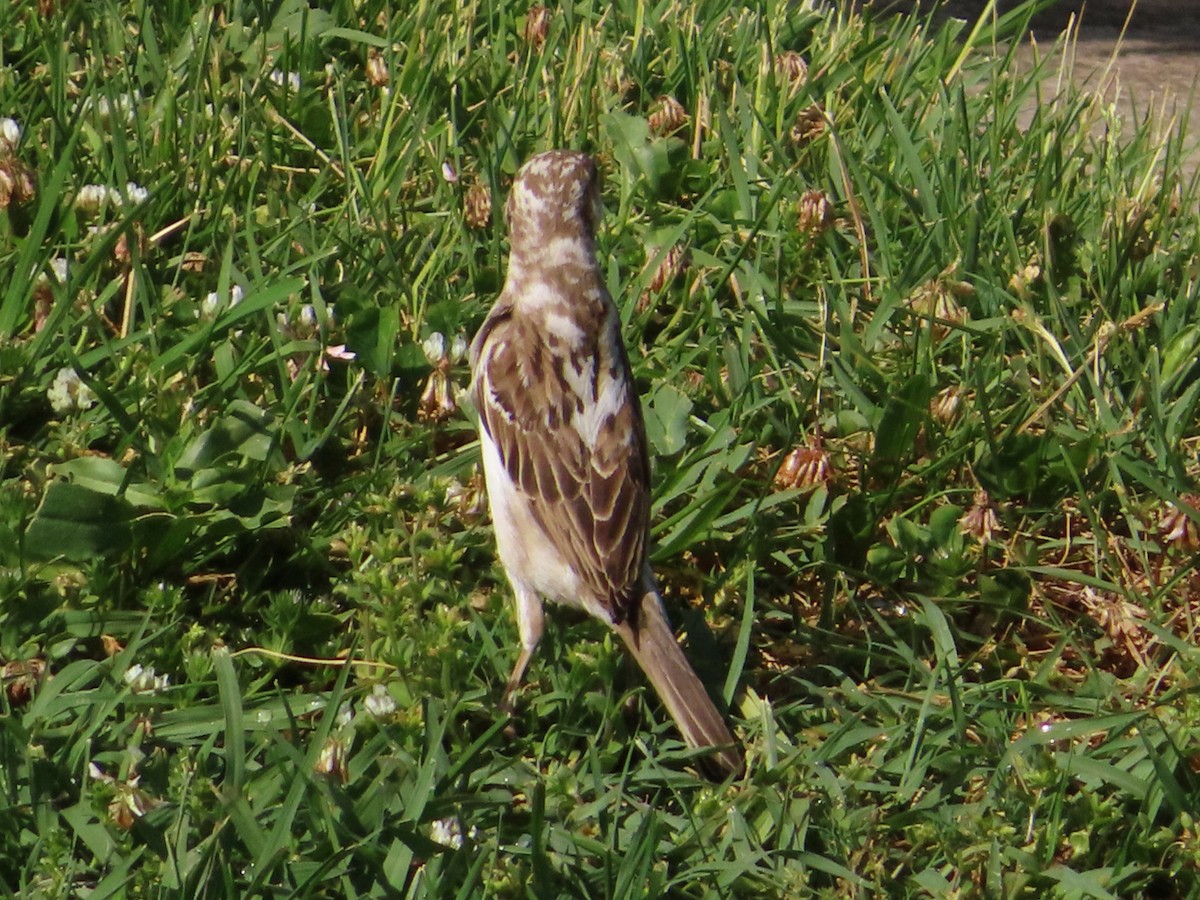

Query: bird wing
[471,304,650,622]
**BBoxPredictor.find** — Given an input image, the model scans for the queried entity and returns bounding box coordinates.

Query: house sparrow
[469,150,742,774]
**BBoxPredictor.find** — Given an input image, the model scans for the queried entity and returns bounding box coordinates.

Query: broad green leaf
[50,457,164,509]
[25,481,134,560]
[643,383,693,457]
[175,399,278,476]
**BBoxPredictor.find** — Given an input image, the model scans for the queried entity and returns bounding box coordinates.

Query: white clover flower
[199,285,244,319]
[299,304,317,328]
[76,184,110,214]
[335,700,355,729]
[200,291,221,319]
[123,182,149,206]
[0,117,20,151]
[49,257,68,284]
[430,817,464,849]
[269,69,301,91]
[48,367,95,414]
[363,684,397,719]
[122,663,145,688]
[441,161,458,183]
[123,663,169,694]
[449,333,468,363]
[422,332,446,364]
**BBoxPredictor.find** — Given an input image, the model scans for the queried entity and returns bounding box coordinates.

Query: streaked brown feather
[473,307,650,623]
[469,150,741,775]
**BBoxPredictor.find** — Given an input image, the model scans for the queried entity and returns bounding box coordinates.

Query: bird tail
[614,591,743,776]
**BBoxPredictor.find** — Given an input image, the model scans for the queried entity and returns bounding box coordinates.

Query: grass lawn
[2,0,1199,895]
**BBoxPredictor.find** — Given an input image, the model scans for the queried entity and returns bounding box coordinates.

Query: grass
[1,0,1199,895]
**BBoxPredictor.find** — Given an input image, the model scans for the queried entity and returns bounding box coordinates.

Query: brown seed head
[32,282,53,332]
[365,48,390,88]
[602,49,637,100]
[775,445,832,491]
[524,5,551,49]
[649,95,688,136]
[908,279,968,340]
[1161,495,1200,551]
[418,370,458,422]
[646,243,689,295]
[4,658,46,706]
[790,103,827,146]
[114,225,148,265]
[960,490,1000,544]
[181,251,208,274]
[0,157,36,209]
[796,189,835,240]
[775,51,809,87]
[463,178,493,230]
[929,385,962,425]
[314,736,350,782]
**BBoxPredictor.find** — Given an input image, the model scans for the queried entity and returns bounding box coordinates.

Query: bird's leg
[500,585,544,714]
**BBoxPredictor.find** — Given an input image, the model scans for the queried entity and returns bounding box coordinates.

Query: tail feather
[614,592,743,776]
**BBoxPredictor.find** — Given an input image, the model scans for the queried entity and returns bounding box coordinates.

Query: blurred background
[879,0,1200,166]
[879,0,1198,33]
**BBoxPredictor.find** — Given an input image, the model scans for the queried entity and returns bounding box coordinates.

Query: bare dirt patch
[1015,1,1199,122]
[885,1,1200,167]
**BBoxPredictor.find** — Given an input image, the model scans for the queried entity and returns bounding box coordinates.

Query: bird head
[505,150,603,254]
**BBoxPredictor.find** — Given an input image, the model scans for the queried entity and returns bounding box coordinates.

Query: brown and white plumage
[470,150,742,775]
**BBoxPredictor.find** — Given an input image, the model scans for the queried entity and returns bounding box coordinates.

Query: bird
[469,149,742,775]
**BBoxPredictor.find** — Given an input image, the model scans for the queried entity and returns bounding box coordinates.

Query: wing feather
[473,307,650,622]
